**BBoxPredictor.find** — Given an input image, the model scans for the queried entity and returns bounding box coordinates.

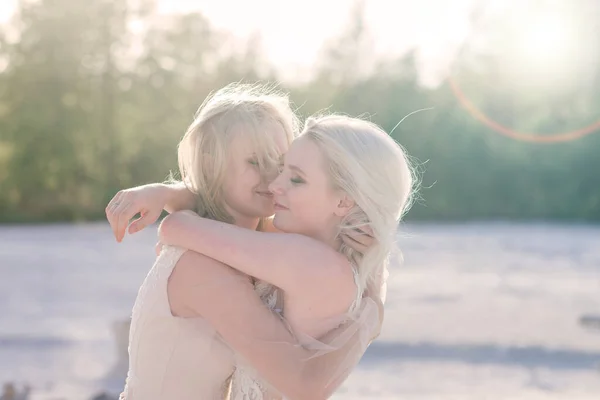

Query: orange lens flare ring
[447,76,600,143]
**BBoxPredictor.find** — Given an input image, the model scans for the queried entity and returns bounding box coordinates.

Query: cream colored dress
[121,246,234,400]
[122,245,363,400]
[121,245,284,400]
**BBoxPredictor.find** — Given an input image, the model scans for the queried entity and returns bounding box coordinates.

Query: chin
[272,215,288,232]
[259,207,275,218]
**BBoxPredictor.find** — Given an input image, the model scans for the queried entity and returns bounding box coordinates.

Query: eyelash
[279,163,304,184]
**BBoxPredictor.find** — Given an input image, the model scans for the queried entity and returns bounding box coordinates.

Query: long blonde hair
[301,115,415,297]
[176,83,298,225]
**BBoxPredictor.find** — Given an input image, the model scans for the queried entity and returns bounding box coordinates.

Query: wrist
[157,182,174,201]
[162,181,195,213]
[158,182,184,211]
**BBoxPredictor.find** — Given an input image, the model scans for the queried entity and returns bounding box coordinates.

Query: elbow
[157,214,173,243]
[291,375,330,400]
[304,386,328,400]
[290,387,326,400]
[276,367,333,400]
[157,212,185,244]
[307,387,328,400]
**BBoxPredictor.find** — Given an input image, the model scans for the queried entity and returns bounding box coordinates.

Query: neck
[309,223,343,251]
[226,206,261,230]
[234,216,260,230]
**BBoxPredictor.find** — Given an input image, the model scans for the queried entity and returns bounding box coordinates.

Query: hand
[341,226,376,254]
[105,183,170,242]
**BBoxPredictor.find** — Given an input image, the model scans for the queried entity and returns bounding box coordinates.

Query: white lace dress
[228,268,363,400]
[228,280,285,400]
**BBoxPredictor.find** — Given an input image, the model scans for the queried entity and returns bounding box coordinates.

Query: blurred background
[0,0,599,399]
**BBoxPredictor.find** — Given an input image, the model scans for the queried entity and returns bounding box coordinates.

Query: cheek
[290,187,324,218]
[244,166,262,185]
[235,168,259,193]
[223,171,254,201]
[221,176,235,197]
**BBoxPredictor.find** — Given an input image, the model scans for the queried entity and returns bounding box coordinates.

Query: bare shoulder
[288,233,349,267]
[274,233,352,286]
[287,257,358,325]
[293,238,357,307]
[168,251,253,317]
[324,258,358,300]
[172,250,251,285]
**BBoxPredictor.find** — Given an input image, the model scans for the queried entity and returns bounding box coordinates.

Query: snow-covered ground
[1,222,599,399]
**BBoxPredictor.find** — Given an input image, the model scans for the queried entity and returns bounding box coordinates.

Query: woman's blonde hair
[301,115,415,297]
[176,83,298,225]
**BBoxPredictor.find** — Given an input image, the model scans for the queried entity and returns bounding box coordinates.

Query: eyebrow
[288,164,306,176]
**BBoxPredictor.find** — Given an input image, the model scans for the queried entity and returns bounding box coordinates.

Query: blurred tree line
[0,0,599,223]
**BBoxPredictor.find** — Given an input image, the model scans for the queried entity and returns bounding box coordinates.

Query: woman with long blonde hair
[108,90,414,399]
[109,82,299,399]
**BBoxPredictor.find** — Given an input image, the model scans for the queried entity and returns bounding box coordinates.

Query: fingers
[106,191,139,242]
[341,226,376,254]
[353,225,374,238]
[114,201,138,242]
[129,209,161,235]
[341,233,367,254]
[106,191,125,240]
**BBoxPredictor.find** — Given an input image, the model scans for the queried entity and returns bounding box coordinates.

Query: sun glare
[520,14,572,63]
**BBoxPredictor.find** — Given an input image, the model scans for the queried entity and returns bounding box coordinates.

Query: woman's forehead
[286,137,325,171]
[231,123,289,156]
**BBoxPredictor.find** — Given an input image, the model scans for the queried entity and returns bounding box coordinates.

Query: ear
[334,194,355,217]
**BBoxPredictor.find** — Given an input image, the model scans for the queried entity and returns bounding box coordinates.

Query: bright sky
[152,0,478,84]
[4,0,586,87]
[0,0,479,84]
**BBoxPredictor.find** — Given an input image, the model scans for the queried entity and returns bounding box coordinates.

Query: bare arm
[106,182,196,242]
[161,181,197,213]
[159,212,346,293]
[176,251,364,400]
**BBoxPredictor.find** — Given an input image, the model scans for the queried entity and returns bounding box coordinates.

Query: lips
[274,201,288,210]
[256,191,273,197]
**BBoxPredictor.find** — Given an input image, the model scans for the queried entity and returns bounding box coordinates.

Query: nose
[262,164,280,184]
[268,173,285,195]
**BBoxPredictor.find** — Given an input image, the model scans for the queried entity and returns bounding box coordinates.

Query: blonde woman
[109,82,299,399]
[109,115,413,398]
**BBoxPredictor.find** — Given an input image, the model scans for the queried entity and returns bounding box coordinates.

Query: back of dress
[122,246,235,400]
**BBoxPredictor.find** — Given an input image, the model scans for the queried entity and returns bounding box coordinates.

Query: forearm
[159,213,335,290]
[162,182,197,213]
[204,292,328,399]
[179,252,327,399]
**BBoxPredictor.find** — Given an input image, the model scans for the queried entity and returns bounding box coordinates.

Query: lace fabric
[230,281,283,400]
[227,266,371,400]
